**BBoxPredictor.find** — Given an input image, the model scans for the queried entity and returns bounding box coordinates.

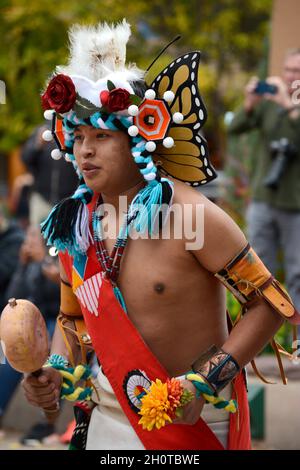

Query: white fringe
[75,204,92,253]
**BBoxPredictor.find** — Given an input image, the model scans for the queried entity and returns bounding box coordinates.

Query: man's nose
[80,139,96,157]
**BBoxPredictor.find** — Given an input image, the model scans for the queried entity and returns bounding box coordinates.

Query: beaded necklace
[92,195,138,311]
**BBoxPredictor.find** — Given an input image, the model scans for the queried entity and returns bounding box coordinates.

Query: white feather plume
[57,19,144,82]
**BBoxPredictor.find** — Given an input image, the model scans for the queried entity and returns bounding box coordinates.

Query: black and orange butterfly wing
[150,51,217,186]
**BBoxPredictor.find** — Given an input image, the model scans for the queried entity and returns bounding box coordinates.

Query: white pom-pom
[144,172,156,181]
[172,112,184,123]
[128,125,139,137]
[65,153,72,162]
[42,130,53,142]
[128,105,139,116]
[163,90,175,103]
[163,137,174,148]
[145,141,156,152]
[145,89,156,100]
[51,149,62,160]
[44,109,54,120]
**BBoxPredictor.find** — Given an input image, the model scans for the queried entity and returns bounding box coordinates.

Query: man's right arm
[22,262,82,412]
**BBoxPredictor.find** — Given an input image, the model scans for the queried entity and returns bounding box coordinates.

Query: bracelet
[191,349,240,394]
[185,372,237,414]
[44,354,93,402]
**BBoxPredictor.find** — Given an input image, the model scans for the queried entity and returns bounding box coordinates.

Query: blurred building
[270,0,300,75]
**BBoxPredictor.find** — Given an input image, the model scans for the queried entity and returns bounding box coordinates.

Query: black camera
[263,138,297,190]
[254,80,278,95]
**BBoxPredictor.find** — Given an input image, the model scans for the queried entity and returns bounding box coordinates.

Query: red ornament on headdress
[134,99,171,142]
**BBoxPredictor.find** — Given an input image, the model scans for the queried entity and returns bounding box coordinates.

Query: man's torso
[96,182,229,377]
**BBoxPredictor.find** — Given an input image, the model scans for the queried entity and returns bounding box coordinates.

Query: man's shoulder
[172,179,209,206]
[172,180,224,220]
[170,180,248,272]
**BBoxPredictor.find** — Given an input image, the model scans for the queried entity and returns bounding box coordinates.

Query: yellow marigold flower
[138,379,173,431]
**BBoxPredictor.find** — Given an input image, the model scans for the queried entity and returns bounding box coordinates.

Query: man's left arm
[217,296,283,369]
[188,193,299,394]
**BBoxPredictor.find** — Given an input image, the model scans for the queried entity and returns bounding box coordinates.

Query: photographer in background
[228,48,300,328]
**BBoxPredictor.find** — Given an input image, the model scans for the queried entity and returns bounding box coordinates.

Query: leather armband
[57,313,92,366]
[191,349,240,394]
[215,243,300,325]
[60,279,82,317]
[59,280,91,365]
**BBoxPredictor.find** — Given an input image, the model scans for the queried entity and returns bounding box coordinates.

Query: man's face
[282,53,300,95]
[73,125,142,195]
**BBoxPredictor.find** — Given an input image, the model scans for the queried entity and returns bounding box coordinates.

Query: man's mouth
[81,162,101,176]
[82,162,100,170]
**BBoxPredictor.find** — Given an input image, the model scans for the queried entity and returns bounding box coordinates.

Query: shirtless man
[21,21,299,450]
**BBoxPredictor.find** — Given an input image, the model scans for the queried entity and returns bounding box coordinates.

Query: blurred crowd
[0,123,78,445]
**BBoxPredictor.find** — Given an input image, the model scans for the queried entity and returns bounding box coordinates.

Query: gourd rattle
[0,298,59,422]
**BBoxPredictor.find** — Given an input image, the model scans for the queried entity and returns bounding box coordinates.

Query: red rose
[100,88,131,112]
[41,74,76,113]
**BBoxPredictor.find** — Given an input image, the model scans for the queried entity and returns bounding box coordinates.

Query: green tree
[0,0,272,153]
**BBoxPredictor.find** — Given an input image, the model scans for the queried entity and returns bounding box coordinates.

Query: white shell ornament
[51,149,62,160]
[145,141,157,152]
[44,109,55,120]
[172,112,184,124]
[163,137,175,148]
[42,130,53,142]
[144,89,156,100]
[163,90,175,103]
[128,125,139,137]
[128,105,139,117]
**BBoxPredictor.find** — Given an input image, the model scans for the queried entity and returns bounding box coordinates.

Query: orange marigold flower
[166,378,184,414]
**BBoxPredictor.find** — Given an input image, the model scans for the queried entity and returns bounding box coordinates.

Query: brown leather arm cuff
[60,280,82,317]
[215,243,300,324]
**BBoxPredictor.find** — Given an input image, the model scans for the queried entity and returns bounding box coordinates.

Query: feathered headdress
[57,20,142,81]
[40,19,216,257]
